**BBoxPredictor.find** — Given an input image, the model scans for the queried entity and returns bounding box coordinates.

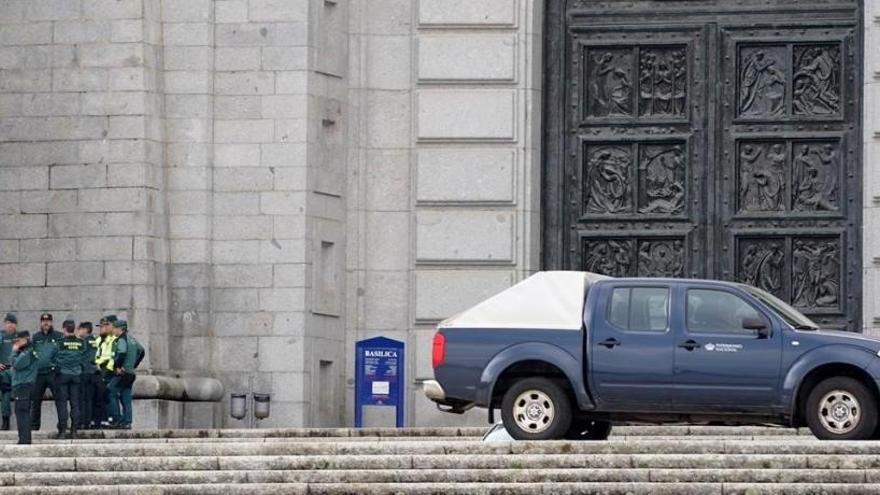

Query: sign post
[354,336,404,428]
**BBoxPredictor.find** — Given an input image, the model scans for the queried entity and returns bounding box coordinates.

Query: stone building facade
[0,0,876,428]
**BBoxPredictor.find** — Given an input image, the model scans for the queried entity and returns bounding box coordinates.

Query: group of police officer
[0,312,143,445]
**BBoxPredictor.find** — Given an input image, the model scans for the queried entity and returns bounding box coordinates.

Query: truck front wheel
[501,377,572,440]
[805,376,878,440]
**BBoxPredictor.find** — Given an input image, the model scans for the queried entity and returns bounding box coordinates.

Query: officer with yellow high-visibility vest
[94,315,118,428]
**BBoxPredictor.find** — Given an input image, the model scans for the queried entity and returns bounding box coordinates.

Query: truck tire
[805,376,878,440]
[565,418,612,440]
[501,377,572,440]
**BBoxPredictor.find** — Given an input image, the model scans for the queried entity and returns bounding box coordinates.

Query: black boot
[1,417,9,431]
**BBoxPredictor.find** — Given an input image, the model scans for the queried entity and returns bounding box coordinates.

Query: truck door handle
[598,338,621,349]
[678,340,699,351]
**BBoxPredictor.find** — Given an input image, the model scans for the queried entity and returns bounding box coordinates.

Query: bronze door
[543,0,862,330]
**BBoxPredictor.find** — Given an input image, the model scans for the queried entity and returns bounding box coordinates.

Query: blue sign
[355,336,404,428]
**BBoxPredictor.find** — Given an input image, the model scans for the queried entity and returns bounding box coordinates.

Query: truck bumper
[423,380,474,414]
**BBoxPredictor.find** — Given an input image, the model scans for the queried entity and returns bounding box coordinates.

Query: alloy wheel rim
[817,389,860,435]
[512,389,555,433]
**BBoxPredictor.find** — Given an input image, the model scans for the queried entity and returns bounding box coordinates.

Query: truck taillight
[432,332,445,369]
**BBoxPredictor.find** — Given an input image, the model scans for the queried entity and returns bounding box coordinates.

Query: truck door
[672,286,783,410]
[589,285,675,409]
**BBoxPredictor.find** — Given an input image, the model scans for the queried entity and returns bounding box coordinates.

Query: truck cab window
[687,289,764,335]
[608,287,669,332]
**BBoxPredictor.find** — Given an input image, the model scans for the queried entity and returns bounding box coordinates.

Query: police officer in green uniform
[54,320,84,438]
[30,313,62,431]
[11,331,38,445]
[94,315,117,427]
[0,313,17,430]
[107,320,137,429]
[76,322,98,430]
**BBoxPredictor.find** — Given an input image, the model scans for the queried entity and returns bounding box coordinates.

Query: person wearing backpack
[107,320,141,429]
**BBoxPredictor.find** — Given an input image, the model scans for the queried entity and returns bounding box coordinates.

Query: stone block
[215,23,307,47]
[0,241,19,263]
[248,0,308,22]
[216,0,248,23]
[0,263,45,287]
[261,143,307,168]
[271,311,305,335]
[0,23,52,45]
[212,214,273,240]
[215,96,262,119]
[214,336,259,371]
[275,71,307,94]
[261,95,308,119]
[418,34,516,82]
[104,260,154,285]
[364,270,409,330]
[213,168,275,192]
[273,263,306,287]
[259,239,306,263]
[417,89,516,141]
[47,261,104,286]
[366,91,410,149]
[418,0,516,26]
[1,69,51,92]
[77,237,133,261]
[168,214,208,239]
[273,119,308,143]
[416,148,515,203]
[161,0,211,22]
[213,288,260,312]
[364,0,411,35]
[212,240,260,264]
[169,239,209,263]
[261,46,308,70]
[363,149,409,211]
[111,19,145,42]
[78,188,146,212]
[215,119,275,143]
[163,22,211,46]
[164,46,211,71]
[167,190,209,215]
[48,212,103,238]
[83,0,144,19]
[110,67,150,91]
[18,94,77,117]
[0,192,19,214]
[108,163,150,187]
[165,95,210,119]
[257,335,304,371]
[215,71,274,95]
[365,212,409,270]
[215,47,261,71]
[213,192,260,215]
[260,192,306,215]
[213,311,274,337]
[0,167,48,191]
[416,209,514,262]
[24,0,81,21]
[163,70,210,94]
[166,118,210,143]
[109,115,147,139]
[214,263,273,288]
[20,238,76,262]
[272,166,306,191]
[365,35,411,90]
[50,164,107,190]
[415,269,514,321]
[20,190,77,214]
[78,43,144,68]
[53,21,111,43]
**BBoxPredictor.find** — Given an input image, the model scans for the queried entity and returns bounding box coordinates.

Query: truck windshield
[739,284,819,330]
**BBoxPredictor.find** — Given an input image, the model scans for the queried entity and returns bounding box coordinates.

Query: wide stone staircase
[1,425,880,493]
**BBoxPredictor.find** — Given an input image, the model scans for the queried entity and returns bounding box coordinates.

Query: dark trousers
[107,375,134,425]
[97,372,112,424]
[79,372,97,428]
[13,384,33,444]
[30,372,55,430]
[54,374,80,433]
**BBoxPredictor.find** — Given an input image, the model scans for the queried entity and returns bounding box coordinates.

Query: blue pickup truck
[424,272,880,440]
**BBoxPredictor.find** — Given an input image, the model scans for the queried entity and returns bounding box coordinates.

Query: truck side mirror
[742,317,769,338]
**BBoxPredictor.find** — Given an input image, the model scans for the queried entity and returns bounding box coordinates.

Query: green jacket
[32,329,62,374]
[56,336,84,376]
[0,333,13,384]
[12,343,39,388]
[81,334,99,373]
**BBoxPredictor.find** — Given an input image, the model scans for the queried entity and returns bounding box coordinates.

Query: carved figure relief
[738,46,786,117]
[639,47,687,117]
[584,145,633,214]
[638,239,684,277]
[587,49,633,117]
[793,142,839,212]
[584,239,633,277]
[738,142,785,212]
[793,45,841,116]
[738,239,785,297]
[792,239,840,308]
[639,144,685,214]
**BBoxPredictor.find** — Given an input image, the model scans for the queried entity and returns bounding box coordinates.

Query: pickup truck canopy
[438,271,610,331]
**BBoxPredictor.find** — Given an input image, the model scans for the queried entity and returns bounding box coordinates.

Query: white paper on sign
[372,381,390,395]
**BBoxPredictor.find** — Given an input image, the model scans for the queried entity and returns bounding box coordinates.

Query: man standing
[107,320,138,429]
[76,322,97,430]
[54,320,83,438]
[30,313,61,431]
[94,315,117,428]
[0,313,17,430]
[11,331,37,444]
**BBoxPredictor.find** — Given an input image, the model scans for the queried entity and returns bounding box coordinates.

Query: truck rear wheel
[565,418,612,440]
[805,376,878,440]
[501,377,572,440]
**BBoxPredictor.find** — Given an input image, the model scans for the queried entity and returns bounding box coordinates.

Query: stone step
[7,467,880,486]
[0,439,878,458]
[1,453,879,472]
[4,483,880,495]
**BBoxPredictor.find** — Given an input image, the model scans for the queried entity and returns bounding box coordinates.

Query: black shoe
[64,430,76,439]
[52,430,65,439]
[30,426,39,431]
[1,417,9,431]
